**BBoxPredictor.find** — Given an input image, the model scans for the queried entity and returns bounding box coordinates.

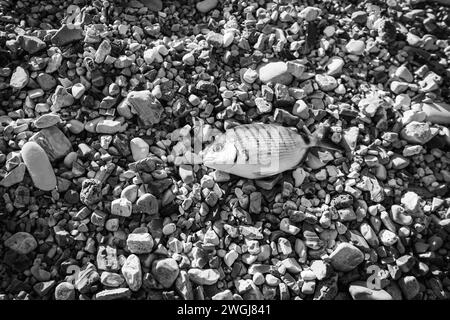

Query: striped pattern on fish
[202,123,314,179]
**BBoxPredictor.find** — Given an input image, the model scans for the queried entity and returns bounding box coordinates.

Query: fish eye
[213,143,224,152]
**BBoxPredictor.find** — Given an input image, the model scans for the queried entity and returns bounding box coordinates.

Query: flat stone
[19,35,46,54]
[30,126,72,161]
[329,243,364,272]
[349,281,393,300]
[100,272,125,288]
[212,290,233,300]
[196,0,218,13]
[96,119,126,134]
[33,113,61,129]
[140,0,163,11]
[299,6,321,21]
[127,233,154,254]
[121,254,142,292]
[21,141,57,191]
[188,268,220,285]
[4,232,38,255]
[95,288,131,300]
[10,66,29,90]
[351,11,368,24]
[51,25,84,46]
[152,258,180,288]
[286,60,305,78]
[258,62,293,85]
[0,163,26,187]
[123,90,163,126]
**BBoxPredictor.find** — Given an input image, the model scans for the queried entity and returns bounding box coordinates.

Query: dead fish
[202,123,339,179]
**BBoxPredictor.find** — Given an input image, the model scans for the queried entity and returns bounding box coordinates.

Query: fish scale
[229,124,305,166]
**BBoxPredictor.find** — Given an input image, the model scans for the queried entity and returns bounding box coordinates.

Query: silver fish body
[202,123,312,179]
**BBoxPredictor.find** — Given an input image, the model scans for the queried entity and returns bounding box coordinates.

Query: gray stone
[29,126,72,161]
[121,254,142,292]
[329,243,364,272]
[152,258,180,288]
[4,232,38,254]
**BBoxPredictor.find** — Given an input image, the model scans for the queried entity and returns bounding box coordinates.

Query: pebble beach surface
[1,0,450,301]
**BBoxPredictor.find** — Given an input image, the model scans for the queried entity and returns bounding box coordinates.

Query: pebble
[188,268,220,285]
[95,288,131,300]
[196,0,218,13]
[326,57,345,76]
[30,126,72,161]
[258,62,293,85]
[33,114,61,129]
[212,290,233,300]
[135,193,159,215]
[71,83,86,100]
[299,7,321,21]
[422,102,450,124]
[4,232,38,255]
[179,164,194,184]
[21,142,57,191]
[400,122,435,145]
[349,281,393,300]
[395,65,414,82]
[379,229,398,246]
[0,163,26,187]
[398,276,420,300]
[152,258,180,288]
[51,25,84,46]
[54,282,76,300]
[10,66,29,90]
[345,39,365,55]
[224,250,239,267]
[141,0,163,11]
[19,35,46,54]
[329,243,364,272]
[101,272,125,288]
[124,90,163,126]
[121,254,142,292]
[130,137,149,161]
[315,74,338,91]
[401,192,422,215]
